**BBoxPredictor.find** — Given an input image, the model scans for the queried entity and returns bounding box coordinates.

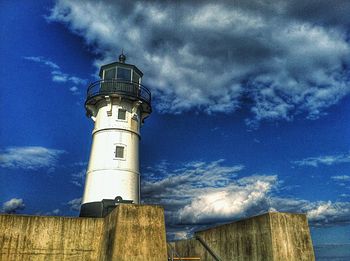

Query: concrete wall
[269,212,315,260]
[0,204,167,261]
[0,214,104,261]
[172,212,315,261]
[0,207,315,261]
[100,204,167,261]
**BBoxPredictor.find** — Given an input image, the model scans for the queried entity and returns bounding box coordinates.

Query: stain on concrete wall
[0,214,104,261]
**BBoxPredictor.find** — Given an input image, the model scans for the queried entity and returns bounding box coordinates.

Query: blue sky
[1,0,350,256]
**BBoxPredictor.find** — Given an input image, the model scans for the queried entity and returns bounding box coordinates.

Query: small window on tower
[115,146,124,158]
[118,109,126,120]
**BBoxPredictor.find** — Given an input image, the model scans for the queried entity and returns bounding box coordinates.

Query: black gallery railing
[86,79,151,105]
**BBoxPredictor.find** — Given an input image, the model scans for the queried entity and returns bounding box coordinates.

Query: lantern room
[99,53,143,83]
[85,53,152,121]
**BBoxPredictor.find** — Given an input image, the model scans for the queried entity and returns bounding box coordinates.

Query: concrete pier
[0,204,167,261]
[172,212,315,261]
[0,209,315,260]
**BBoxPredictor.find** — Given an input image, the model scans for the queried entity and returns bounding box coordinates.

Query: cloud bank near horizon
[141,160,350,240]
[47,0,350,125]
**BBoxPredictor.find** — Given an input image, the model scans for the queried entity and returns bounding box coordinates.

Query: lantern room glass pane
[104,68,116,80]
[117,68,131,81]
[132,72,140,83]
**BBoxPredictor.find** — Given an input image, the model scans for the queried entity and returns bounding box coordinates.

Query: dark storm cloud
[48,0,350,124]
[285,0,350,28]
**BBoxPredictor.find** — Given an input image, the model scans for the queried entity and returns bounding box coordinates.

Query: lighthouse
[80,54,152,217]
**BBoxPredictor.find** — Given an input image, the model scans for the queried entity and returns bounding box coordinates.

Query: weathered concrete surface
[100,204,167,261]
[269,212,315,260]
[172,212,315,261]
[0,214,104,261]
[0,204,167,261]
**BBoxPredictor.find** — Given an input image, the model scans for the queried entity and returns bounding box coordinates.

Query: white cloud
[331,175,350,181]
[69,76,86,85]
[252,196,350,227]
[69,86,80,95]
[142,160,350,239]
[164,226,195,241]
[47,0,350,124]
[24,56,87,88]
[67,197,81,211]
[293,153,350,167]
[24,56,60,70]
[142,160,277,225]
[179,176,275,223]
[52,73,68,83]
[142,160,244,203]
[172,231,188,240]
[70,169,86,187]
[268,198,350,226]
[52,208,60,215]
[2,198,25,213]
[306,201,350,226]
[0,146,65,170]
[42,208,61,216]
[71,161,88,167]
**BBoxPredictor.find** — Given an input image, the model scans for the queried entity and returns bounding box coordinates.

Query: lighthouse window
[118,109,126,120]
[115,146,124,158]
[117,67,131,81]
[104,68,116,80]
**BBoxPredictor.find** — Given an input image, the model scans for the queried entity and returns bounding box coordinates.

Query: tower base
[80,196,134,218]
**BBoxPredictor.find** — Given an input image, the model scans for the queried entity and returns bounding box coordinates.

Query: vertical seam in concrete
[268,213,275,261]
[305,216,316,261]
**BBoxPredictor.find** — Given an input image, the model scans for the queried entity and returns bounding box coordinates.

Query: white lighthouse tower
[80,54,152,217]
